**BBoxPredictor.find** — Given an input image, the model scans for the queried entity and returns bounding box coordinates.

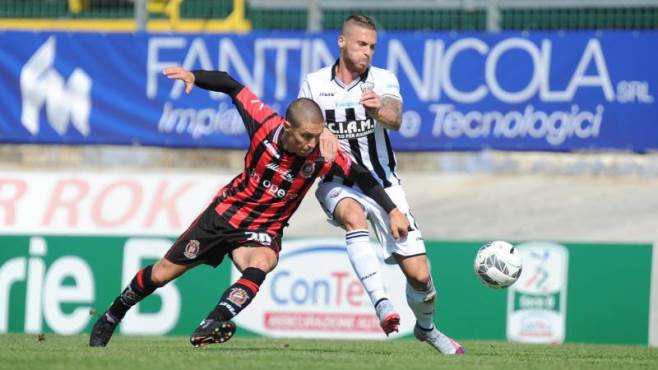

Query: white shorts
[315,182,426,264]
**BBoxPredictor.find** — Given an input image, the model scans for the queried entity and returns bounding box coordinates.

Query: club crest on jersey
[227,287,249,306]
[328,188,343,198]
[183,240,200,259]
[301,161,316,178]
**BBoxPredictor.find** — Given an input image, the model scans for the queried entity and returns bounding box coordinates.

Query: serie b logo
[506,242,569,344]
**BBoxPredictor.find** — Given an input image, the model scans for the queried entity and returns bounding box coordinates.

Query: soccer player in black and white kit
[88,66,410,347]
[299,15,464,354]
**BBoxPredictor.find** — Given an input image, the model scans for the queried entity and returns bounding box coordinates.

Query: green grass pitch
[1,334,657,370]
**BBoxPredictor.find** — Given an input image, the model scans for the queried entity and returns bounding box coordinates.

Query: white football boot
[375,299,400,336]
[414,324,465,355]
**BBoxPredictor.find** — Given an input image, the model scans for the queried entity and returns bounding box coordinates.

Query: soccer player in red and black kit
[89,67,410,347]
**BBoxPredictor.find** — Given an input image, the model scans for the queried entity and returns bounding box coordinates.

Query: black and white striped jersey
[299,62,402,188]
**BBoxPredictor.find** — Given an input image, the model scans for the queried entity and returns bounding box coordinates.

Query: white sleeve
[376,71,402,103]
[298,77,312,99]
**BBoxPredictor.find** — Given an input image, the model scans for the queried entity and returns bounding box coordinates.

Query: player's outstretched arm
[190,70,243,96]
[344,163,409,239]
[163,67,243,97]
[163,67,195,94]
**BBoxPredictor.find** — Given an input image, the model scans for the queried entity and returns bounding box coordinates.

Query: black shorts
[165,200,282,267]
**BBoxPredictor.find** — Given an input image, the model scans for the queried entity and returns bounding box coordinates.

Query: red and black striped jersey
[213,86,353,237]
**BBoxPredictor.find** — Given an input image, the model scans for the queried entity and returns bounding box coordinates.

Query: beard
[343,53,369,74]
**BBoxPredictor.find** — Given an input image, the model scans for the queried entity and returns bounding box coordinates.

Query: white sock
[406,278,436,330]
[345,230,387,306]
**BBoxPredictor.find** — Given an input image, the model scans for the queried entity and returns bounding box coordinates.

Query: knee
[150,260,179,286]
[244,251,278,274]
[247,259,276,273]
[407,271,431,290]
[335,200,367,230]
[406,273,436,304]
[341,212,367,230]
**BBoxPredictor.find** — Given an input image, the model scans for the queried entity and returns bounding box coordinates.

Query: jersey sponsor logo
[249,172,299,200]
[266,162,294,183]
[183,240,200,259]
[301,161,316,178]
[336,101,358,109]
[327,118,376,139]
[319,92,334,97]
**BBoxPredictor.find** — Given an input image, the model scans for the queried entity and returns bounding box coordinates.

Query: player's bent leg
[395,254,463,355]
[151,258,195,285]
[335,198,399,335]
[396,254,435,328]
[230,244,279,274]
[334,197,369,231]
[395,253,432,288]
[191,246,277,347]
[90,258,192,347]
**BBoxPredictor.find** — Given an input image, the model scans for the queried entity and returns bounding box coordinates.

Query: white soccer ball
[474,240,522,288]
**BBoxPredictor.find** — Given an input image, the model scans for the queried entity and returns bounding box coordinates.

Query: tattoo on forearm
[379,96,402,127]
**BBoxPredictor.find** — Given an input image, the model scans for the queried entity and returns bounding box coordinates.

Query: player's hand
[319,127,338,162]
[163,67,195,95]
[360,90,381,112]
[388,208,410,240]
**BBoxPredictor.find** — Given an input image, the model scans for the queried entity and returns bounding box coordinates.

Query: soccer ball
[474,240,522,288]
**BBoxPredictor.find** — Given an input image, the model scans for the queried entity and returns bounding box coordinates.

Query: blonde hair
[342,15,376,33]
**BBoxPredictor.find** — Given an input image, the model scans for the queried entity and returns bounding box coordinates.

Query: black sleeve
[192,70,243,97]
[332,162,397,213]
[191,70,278,138]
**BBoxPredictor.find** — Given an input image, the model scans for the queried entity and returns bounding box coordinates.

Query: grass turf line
[1,334,657,370]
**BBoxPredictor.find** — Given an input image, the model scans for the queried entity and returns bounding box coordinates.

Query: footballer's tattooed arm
[373,95,403,130]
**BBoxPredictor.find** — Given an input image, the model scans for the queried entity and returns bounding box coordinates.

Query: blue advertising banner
[0,31,656,151]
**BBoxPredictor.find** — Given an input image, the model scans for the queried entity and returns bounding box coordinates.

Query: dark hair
[285,98,324,128]
[343,15,377,32]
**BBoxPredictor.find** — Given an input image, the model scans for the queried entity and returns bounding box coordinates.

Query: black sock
[107,265,158,322]
[206,267,266,322]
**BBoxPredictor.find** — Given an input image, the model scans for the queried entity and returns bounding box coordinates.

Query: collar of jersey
[330,58,370,90]
[273,123,296,157]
